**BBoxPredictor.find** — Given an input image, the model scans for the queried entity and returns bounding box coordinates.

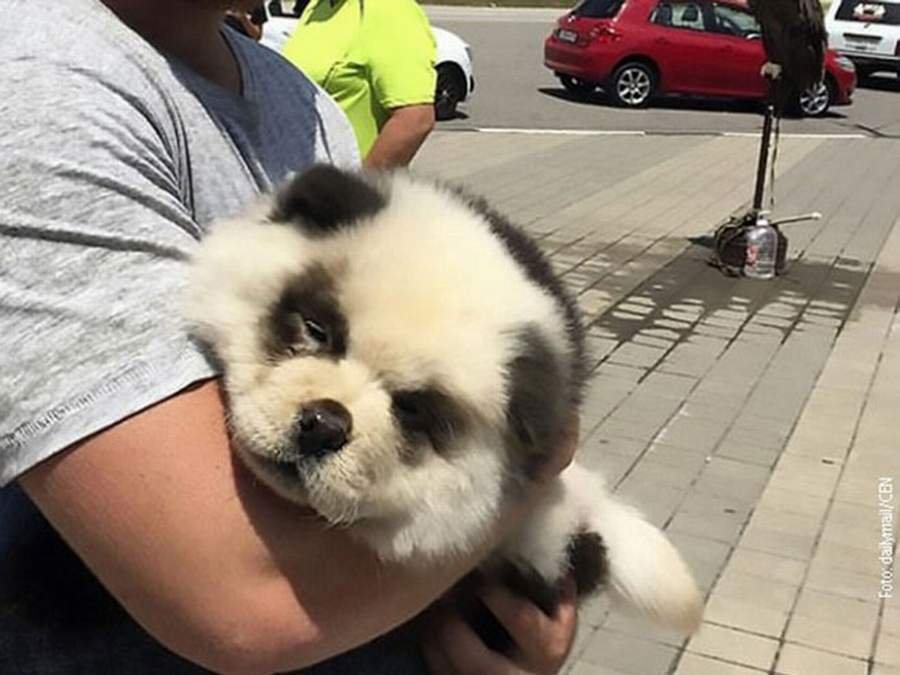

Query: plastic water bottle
[743,217,777,280]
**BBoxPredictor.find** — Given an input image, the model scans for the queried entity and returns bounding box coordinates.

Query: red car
[544,0,857,116]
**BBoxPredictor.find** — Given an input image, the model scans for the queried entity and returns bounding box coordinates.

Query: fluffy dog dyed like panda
[186,164,703,633]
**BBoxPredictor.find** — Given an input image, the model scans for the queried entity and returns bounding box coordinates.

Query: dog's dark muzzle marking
[293,398,353,458]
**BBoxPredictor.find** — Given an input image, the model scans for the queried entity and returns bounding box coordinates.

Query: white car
[260,3,475,119]
[825,0,900,77]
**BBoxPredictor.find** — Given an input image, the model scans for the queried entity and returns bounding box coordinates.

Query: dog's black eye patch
[270,164,386,235]
[391,387,466,452]
[261,265,348,358]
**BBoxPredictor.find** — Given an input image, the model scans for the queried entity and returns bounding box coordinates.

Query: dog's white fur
[185,169,703,632]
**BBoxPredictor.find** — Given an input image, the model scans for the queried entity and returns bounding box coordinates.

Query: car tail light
[586,25,622,43]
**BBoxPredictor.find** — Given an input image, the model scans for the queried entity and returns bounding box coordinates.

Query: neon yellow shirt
[283,0,437,158]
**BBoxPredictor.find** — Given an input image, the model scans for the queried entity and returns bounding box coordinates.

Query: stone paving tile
[813,539,884,576]
[580,594,613,630]
[736,505,824,562]
[724,548,807,587]
[641,441,710,473]
[655,415,731,455]
[876,633,900,668]
[607,342,668,369]
[793,587,881,634]
[872,665,900,675]
[691,457,770,503]
[882,606,900,638]
[596,415,662,444]
[617,480,688,529]
[703,593,790,637]
[639,371,698,401]
[581,433,647,461]
[601,611,689,649]
[715,438,782,468]
[620,460,696,496]
[612,393,683,426]
[666,531,733,594]
[579,630,681,674]
[784,613,874,659]
[414,131,900,675]
[568,661,632,675]
[583,452,635,487]
[712,568,799,615]
[668,492,753,544]
[775,643,869,675]
[674,652,766,674]
[747,485,830,521]
[686,623,779,671]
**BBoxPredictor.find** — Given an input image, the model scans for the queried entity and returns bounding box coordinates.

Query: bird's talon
[761,62,783,80]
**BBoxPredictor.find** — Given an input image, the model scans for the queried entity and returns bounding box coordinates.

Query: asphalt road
[425,6,900,137]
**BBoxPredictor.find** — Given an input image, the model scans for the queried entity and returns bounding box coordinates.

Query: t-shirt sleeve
[366,0,437,110]
[0,63,217,485]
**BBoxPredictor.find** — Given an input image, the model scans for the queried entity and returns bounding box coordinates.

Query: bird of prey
[747,0,828,110]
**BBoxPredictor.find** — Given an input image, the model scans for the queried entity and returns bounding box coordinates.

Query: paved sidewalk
[414,130,900,674]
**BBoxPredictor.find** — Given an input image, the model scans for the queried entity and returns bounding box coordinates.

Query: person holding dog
[0,0,579,673]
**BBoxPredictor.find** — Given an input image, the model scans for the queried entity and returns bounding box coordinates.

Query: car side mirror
[268,0,285,17]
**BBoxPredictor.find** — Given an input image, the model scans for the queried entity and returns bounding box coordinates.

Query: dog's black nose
[294,399,352,457]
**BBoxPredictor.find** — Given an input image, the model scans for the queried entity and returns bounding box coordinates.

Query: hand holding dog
[423,415,581,675]
[423,575,578,675]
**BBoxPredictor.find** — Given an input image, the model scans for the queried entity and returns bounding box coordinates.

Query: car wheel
[610,62,656,108]
[559,75,597,96]
[435,63,466,121]
[797,80,833,117]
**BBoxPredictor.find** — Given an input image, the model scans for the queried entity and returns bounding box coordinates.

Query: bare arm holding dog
[22,380,576,674]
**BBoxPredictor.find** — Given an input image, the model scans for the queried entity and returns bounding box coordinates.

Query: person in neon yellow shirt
[283,0,437,168]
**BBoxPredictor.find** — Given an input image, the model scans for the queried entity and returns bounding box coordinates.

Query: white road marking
[722,131,868,139]
[460,127,869,139]
[425,6,563,23]
[472,127,647,136]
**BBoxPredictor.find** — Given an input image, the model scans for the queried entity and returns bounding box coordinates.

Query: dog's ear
[270,164,386,234]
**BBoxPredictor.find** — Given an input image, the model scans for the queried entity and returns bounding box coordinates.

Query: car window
[652,1,707,30]
[835,0,900,25]
[710,3,761,35]
[572,0,627,18]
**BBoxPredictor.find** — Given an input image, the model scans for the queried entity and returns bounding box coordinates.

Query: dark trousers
[0,485,427,675]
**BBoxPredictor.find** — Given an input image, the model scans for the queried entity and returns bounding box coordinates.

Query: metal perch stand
[749,83,821,228]
[711,80,822,278]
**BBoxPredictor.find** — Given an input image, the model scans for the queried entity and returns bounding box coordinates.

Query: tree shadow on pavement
[582,237,890,361]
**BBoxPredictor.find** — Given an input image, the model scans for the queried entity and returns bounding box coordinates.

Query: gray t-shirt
[0,0,359,484]
[0,3,431,674]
